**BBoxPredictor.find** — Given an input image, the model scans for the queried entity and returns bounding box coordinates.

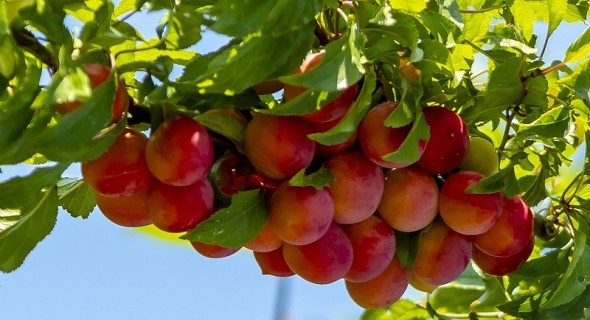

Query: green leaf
[210,0,323,37]
[309,70,376,146]
[514,106,570,142]
[181,190,267,248]
[565,25,590,63]
[187,25,314,95]
[557,58,590,103]
[363,10,419,60]
[395,231,421,269]
[57,179,96,219]
[544,216,590,309]
[382,112,429,166]
[36,72,126,162]
[162,6,202,49]
[362,299,430,320]
[196,111,246,145]
[0,164,68,272]
[114,0,139,16]
[280,26,364,92]
[466,164,520,197]
[460,57,523,123]
[522,170,548,206]
[288,168,334,190]
[258,89,342,116]
[388,0,427,13]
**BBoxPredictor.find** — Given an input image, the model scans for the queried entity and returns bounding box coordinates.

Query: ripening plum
[460,136,499,176]
[283,52,358,123]
[410,274,438,293]
[146,179,214,233]
[145,116,214,187]
[472,236,534,276]
[244,114,315,180]
[439,171,502,236]
[310,118,357,158]
[82,129,153,197]
[399,58,421,83]
[94,189,151,227]
[269,183,333,245]
[56,63,128,122]
[359,102,426,168]
[378,167,438,232]
[417,106,469,174]
[245,219,283,252]
[191,241,240,258]
[325,152,384,224]
[345,256,410,309]
[254,246,295,277]
[411,220,472,286]
[474,195,533,257]
[283,223,353,284]
[342,216,396,282]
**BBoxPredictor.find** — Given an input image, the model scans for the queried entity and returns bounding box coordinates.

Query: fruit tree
[1,0,590,319]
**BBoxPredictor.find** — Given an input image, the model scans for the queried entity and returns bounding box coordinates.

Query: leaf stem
[113,10,140,27]
[540,25,551,58]
[498,108,516,157]
[538,62,566,76]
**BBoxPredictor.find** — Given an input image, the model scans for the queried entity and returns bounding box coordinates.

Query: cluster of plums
[69,55,534,310]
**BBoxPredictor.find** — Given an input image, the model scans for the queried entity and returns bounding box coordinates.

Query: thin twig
[113,10,140,27]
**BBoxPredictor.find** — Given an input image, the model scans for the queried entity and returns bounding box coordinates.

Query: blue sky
[0,4,587,320]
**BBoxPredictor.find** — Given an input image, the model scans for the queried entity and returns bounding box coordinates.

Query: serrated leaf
[280,26,364,92]
[522,170,547,206]
[36,72,126,162]
[363,10,419,60]
[288,167,334,190]
[558,58,590,103]
[57,179,96,219]
[565,25,590,63]
[309,70,376,146]
[514,106,570,142]
[190,25,314,95]
[0,164,68,272]
[162,7,202,49]
[382,112,429,165]
[181,190,267,248]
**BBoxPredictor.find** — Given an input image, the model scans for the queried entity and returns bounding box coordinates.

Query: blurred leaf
[389,0,427,13]
[280,26,364,91]
[309,70,376,146]
[57,179,96,219]
[289,167,334,190]
[0,164,68,272]
[514,106,570,142]
[362,299,430,320]
[181,190,267,248]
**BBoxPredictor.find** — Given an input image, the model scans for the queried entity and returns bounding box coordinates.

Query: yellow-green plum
[460,136,499,176]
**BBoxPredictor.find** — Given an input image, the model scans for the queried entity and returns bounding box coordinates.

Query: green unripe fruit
[460,136,499,176]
